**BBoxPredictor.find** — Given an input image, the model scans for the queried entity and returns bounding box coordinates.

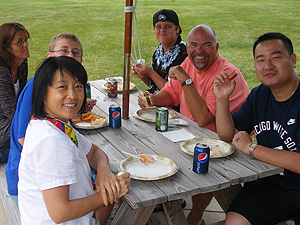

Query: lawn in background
[1,0,299,91]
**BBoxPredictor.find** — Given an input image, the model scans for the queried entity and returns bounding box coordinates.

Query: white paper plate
[71,116,108,129]
[103,81,136,92]
[135,107,178,122]
[118,154,179,180]
[179,138,234,158]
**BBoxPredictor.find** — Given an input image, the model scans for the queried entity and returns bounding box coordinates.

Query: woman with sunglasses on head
[0,22,30,163]
[18,56,130,225]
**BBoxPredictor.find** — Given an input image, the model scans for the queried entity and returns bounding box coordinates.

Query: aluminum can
[106,78,117,98]
[109,105,121,128]
[155,107,168,132]
[193,143,210,174]
[85,83,91,98]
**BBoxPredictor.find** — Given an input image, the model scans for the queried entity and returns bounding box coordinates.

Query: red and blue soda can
[193,143,210,174]
[109,105,121,128]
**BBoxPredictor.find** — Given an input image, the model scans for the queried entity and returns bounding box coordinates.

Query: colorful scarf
[31,116,78,148]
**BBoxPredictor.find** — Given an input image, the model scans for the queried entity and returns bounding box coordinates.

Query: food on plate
[140,154,154,163]
[91,117,108,126]
[104,81,136,91]
[72,112,107,125]
[139,91,154,107]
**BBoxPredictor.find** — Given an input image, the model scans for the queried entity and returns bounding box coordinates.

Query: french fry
[72,118,83,123]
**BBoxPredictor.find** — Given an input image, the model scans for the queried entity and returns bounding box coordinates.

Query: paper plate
[118,154,179,180]
[71,116,108,130]
[103,82,136,92]
[135,107,178,122]
[179,138,234,158]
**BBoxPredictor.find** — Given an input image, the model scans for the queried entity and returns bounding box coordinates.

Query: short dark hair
[253,32,293,57]
[32,56,87,118]
[0,22,30,67]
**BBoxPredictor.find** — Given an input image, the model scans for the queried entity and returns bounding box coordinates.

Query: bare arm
[138,90,174,108]
[233,131,300,174]
[42,172,130,224]
[214,72,238,141]
[42,185,104,224]
[18,137,25,146]
[86,144,119,206]
[169,65,214,127]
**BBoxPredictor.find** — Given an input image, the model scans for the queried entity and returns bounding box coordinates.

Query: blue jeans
[9,195,18,204]
[0,139,10,163]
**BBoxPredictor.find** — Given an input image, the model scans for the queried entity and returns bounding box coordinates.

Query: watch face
[186,78,192,85]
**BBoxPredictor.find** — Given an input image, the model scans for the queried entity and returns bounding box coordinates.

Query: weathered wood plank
[0,163,21,225]
[110,200,155,225]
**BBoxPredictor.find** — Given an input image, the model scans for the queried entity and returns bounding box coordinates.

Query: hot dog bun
[140,154,154,163]
[139,91,154,107]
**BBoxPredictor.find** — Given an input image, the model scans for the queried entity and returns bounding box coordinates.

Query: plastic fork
[121,150,148,164]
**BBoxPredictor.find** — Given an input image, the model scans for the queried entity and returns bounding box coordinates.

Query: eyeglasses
[50,49,82,57]
[11,38,31,47]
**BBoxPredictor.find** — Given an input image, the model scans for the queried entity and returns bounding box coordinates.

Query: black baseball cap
[153,9,182,34]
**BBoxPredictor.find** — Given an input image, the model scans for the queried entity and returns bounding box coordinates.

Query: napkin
[168,118,188,126]
[159,128,195,142]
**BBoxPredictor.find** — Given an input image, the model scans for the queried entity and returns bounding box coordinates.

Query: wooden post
[122,0,133,119]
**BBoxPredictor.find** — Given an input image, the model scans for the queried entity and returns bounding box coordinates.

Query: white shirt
[18,119,99,225]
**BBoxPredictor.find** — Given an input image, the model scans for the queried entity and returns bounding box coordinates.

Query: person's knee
[225,212,250,225]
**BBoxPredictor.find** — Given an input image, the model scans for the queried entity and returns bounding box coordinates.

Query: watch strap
[249,143,258,159]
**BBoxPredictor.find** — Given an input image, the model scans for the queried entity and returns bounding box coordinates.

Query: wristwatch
[182,78,193,87]
[249,143,258,159]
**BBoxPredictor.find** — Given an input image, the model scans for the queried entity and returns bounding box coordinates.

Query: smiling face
[44,69,84,123]
[254,39,296,89]
[8,30,30,62]
[187,26,219,74]
[154,21,179,50]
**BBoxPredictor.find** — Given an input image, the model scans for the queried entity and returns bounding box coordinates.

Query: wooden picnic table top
[74,79,283,225]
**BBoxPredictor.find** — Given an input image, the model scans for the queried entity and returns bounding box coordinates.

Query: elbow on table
[217,133,233,142]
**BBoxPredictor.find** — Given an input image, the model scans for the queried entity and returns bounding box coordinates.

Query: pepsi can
[109,105,121,128]
[193,143,210,174]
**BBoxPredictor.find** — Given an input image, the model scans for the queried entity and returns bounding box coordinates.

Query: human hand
[116,172,131,198]
[84,98,97,112]
[138,91,156,108]
[213,71,238,100]
[96,166,120,206]
[232,131,252,155]
[168,65,190,83]
[132,64,152,79]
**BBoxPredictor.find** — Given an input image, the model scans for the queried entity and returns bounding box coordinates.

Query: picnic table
[76,79,283,225]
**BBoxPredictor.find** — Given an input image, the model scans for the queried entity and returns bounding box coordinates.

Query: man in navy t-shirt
[214,33,300,224]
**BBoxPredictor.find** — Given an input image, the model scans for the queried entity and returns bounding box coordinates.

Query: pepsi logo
[112,111,120,119]
[198,153,208,163]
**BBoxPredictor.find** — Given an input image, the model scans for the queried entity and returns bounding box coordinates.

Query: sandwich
[139,91,154,107]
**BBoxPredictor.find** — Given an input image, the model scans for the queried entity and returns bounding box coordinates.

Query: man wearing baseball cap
[132,9,187,111]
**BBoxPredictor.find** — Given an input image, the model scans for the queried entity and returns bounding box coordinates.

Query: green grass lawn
[1,0,299,91]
